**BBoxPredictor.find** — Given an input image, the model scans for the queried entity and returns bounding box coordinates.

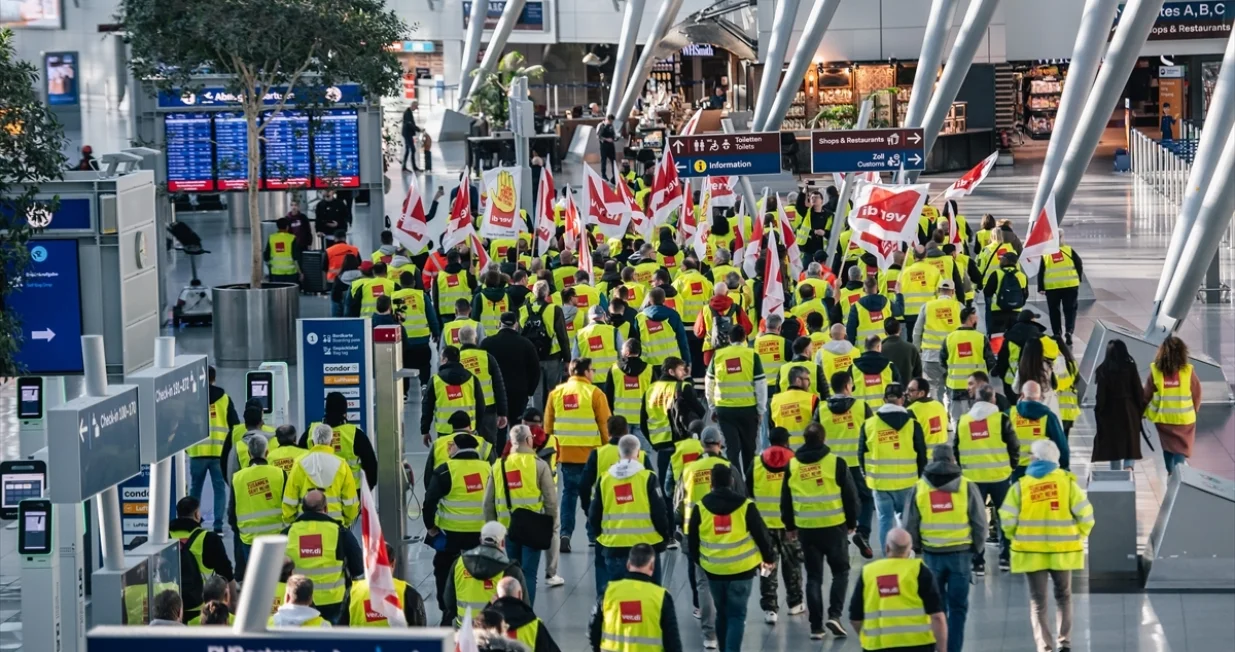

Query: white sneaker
[764,610,778,624]
[703,637,719,649]
[666,540,680,550]
[692,608,701,619]
[787,603,806,615]
[545,575,565,587]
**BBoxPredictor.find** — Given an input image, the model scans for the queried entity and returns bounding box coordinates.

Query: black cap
[521,407,543,423]
[500,311,519,327]
[884,383,906,401]
[451,433,478,450]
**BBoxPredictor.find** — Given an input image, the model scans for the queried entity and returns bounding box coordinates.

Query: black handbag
[500,456,554,551]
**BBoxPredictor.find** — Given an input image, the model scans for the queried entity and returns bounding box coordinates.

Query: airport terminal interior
[2,1,1235,651]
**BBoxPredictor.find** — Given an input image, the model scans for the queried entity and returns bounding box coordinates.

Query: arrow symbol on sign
[79,419,87,443]
[675,162,686,174]
[908,132,922,145]
[32,328,55,342]
[199,367,207,387]
[909,153,922,166]
[672,140,685,154]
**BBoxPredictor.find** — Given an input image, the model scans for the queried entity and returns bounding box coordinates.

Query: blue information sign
[48,385,143,503]
[88,628,451,652]
[810,128,926,174]
[1,197,92,232]
[667,132,783,178]
[263,110,312,189]
[156,83,366,109]
[9,239,84,374]
[164,112,216,192]
[313,108,361,188]
[214,111,250,190]
[297,319,373,435]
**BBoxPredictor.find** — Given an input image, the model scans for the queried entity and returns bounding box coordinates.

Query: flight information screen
[163,112,215,192]
[213,111,250,190]
[263,110,311,189]
[312,108,361,188]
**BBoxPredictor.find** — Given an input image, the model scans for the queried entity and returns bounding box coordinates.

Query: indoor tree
[120,0,410,288]
[0,28,69,377]
[468,51,544,126]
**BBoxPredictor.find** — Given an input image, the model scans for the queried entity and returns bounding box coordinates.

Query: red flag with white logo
[707,175,737,208]
[775,193,803,279]
[762,224,784,319]
[681,108,704,136]
[617,173,652,241]
[359,472,407,627]
[942,150,999,200]
[584,164,630,239]
[679,178,698,245]
[456,607,480,652]
[739,189,767,278]
[535,164,556,256]
[470,233,491,272]
[393,175,430,253]
[852,230,903,271]
[1020,193,1061,276]
[650,149,684,227]
[849,182,931,243]
[443,170,476,251]
[569,193,594,281]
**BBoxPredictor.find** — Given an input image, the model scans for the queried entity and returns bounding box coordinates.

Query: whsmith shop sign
[1115,1,1233,40]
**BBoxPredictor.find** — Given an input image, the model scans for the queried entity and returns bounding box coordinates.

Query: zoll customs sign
[849,183,931,243]
[810,128,926,174]
[297,318,374,434]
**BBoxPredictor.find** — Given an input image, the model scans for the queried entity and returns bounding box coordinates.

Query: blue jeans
[233,532,252,581]
[601,549,662,595]
[1109,459,1137,471]
[188,456,225,530]
[708,576,753,652]
[505,538,541,606]
[559,463,589,542]
[923,551,972,652]
[1163,451,1187,476]
[975,478,1011,564]
[874,488,913,552]
[331,299,345,317]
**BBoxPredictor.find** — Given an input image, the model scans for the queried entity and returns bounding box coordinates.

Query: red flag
[393,176,430,252]
[617,174,651,241]
[681,108,704,136]
[850,183,931,243]
[761,225,784,319]
[1021,193,1060,275]
[691,180,712,260]
[535,165,556,256]
[564,188,582,250]
[739,190,767,278]
[943,151,999,200]
[470,233,491,272]
[853,231,902,271]
[359,473,407,627]
[707,175,737,207]
[443,171,475,250]
[584,164,630,239]
[650,149,684,226]
[775,193,803,279]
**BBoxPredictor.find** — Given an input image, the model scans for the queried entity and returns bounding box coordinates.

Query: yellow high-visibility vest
[233,463,286,544]
[442,318,480,348]
[862,416,918,491]
[787,454,845,528]
[436,458,490,533]
[492,452,544,527]
[578,323,621,383]
[597,468,663,548]
[1147,363,1196,425]
[432,376,476,436]
[1010,406,1048,468]
[1042,245,1080,290]
[637,314,678,366]
[459,347,494,407]
[818,346,856,383]
[190,394,231,457]
[303,422,362,488]
[600,579,667,652]
[919,296,962,353]
[347,578,408,627]
[711,346,757,408]
[914,476,971,548]
[550,378,601,450]
[681,456,729,534]
[820,399,865,463]
[391,288,431,339]
[670,439,705,482]
[673,272,713,325]
[956,413,1012,482]
[268,232,298,275]
[267,444,308,473]
[899,262,941,317]
[769,389,816,448]
[286,520,345,605]
[695,500,761,575]
[1004,469,1087,555]
[777,360,818,396]
[858,558,935,650]
[643,380,679,447]
[907,399,949,446]
[853,299,890,341]
[852,365,894,408]
[611,362,653,425]
[943,329,987,390]
[361,278,396,317]
[750,457,786,528]
[230,423,278,469]
[475,292,509,335]
[452,557,502,625]
[754,334,788,381]
[436,272,472,312]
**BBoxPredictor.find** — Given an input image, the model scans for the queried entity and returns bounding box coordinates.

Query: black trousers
[1045,287,1079,338]
[406,342,432,395]
[715,406,759,486]
[800,526,851,629]
[903,315,917,343]
[432,549,462,613]
[600,147,617,182]
[987,310,1019,335]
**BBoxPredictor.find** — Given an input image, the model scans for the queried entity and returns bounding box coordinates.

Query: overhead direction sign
[810,127,926,174]
[48,385,143,503]
[667,132,783,178]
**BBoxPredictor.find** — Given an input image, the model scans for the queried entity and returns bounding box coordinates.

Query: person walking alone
[1144,335,1201,475]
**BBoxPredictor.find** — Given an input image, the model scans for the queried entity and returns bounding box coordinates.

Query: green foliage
[468,51,544,125]
[120,0,411,287]
[0,28,69,377]
[811,104,857,130]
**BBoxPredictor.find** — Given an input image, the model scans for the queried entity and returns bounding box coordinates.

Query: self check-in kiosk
[246,361,289,427]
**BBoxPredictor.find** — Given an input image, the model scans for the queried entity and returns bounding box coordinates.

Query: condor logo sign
[298,534,323,558]
[620,600,644,623]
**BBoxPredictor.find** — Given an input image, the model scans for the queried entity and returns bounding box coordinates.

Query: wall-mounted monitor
[213,111,250,191]
[2,0,63,29]
[43,51,78,105]
[164,112,215,192]
[312,108,361,188]
[262,110,311,189]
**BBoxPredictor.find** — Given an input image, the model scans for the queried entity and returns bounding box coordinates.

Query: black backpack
[178,529,207,609]
[710,304,739,349]
[523,304,554,359]
[996,269,1027,311]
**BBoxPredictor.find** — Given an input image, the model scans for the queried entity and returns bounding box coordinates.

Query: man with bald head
[815,322,858,385]
[849,527,948,650]
[283,489,365,623]
[489,576,562,651]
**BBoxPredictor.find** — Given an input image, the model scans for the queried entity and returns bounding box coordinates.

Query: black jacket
[462,343,508,417]
[588,571,682,652]
[524,298,571,361]
[687,487,775,581]
[482,327,542,416]
[442,543,528,626]
[490,597,562,652]
[587,460,671,554]
[293,415,379,489]
[424,449,485,553]
[634,375,707,450]
[314,197,352,233]
[828,280,864,325]
[168,517,235,594]
[852,350,902,385]
[992,317,1047,379]
[778,442,861,532]
[420,362,487,436]
[282,510,365,585]
[401,108,420,139]
[505,284,532,312]
[881,335,922,386]
[857,406,928,478]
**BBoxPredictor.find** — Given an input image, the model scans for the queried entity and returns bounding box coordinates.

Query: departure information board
[263,110,311,189]
[313,108,361,188]
[213,112,250,190]
[163,112,215,192]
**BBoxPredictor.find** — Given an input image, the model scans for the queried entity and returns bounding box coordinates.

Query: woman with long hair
[1013,337,1062,416]
[1054,337,1081,436]
[975,213,997,251]
[1092,339,1148,470]
[1145,335,1201,474]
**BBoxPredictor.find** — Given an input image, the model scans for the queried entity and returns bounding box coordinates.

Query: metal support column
[750,0,801,132]
[606,0,648,118]
[1028,0,1121,223]
[371,326,408,580]
[913,0,1002,180]
[824,100,874,265]
[234,536,287,633]
[721,118,761,220]
[1159,130,1235,323]
[1051,0,1168,220]
[763,0,844,132]
[1151,34,1235,312]
[459,0,528,112]
[901,0,959,132]
[614,0,685,133]
[456,0,490,104]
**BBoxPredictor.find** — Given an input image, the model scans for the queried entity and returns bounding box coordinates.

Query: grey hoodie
[270,604,331,627]
[814,338,856,367]
[903,457,987,554]
[483,445,559,525]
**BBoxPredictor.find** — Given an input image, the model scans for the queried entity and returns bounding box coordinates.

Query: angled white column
[901,0,959,131]
[751,0,801,131]
[824,99,875,265]
[614,0,685,133]
[459,0,529,112]
[763,0,844,133]
[606,0,649,117]
[456,0,490,106]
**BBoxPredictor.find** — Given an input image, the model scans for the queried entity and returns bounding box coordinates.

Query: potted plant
[120,0,409,363]
[467,51,545,127]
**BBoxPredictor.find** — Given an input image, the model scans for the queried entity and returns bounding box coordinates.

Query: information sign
[263,110,311,189]
[48,385,143,503]
[297,319,373,435]
[9,240,84,375]
[213,111,250,190]
[164,112,215,192]
[87,627,452,651]
[666,132,783,178]
[312,108,361,188]
[810,128,926,174]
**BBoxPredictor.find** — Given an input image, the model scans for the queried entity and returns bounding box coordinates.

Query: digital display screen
[18,377,41,419]
[17,501,51,555]
[1,0,63,29]
[213,111,250,190]
[3,474,45,510]
[44,51,77,106]
[248,372,272,413]
[10,240,84,374]
[164,112,215,192]
[262,110,311,189]
[312,108,361,188]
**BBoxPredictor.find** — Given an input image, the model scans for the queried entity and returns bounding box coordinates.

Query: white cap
[938,279,955,291]
[481,521,507,545]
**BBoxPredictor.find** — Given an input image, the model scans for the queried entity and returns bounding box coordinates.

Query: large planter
[213,282,300,366]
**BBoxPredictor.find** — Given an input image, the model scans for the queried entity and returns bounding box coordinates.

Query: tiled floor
[1,102,1234,651]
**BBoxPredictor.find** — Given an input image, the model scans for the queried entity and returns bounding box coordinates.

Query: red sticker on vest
[1163,374,1180,388]
[691,282,703,294]
[363,599,386,622]
[957,341,974,358]
[624,375,640,390]
[620,601,644,623]
[683,452,700,465]
[449,328,461,344]
[372,285,385,297]
[588,336,604,351]
[505,470,523,489]
[447,275,460,288]
[864,373,882,387]
[563,394,580,410]
[484,578,495,590]
[562,276,576,288]
[298,534,323,558]
[575,295,591,307]
[613,483,634,504]
[876,575,901,597]
[446,384,463,401]
[713,513,732,534]
[848,293,861,304]
[665,257,676,267]
[870,310,884,321]
[929,491,954,513]
[646,320,664,334]
[887,280,899,292]
[969,420,990,440]
[464,473,484,493]
[1050,251,1065,263]
[274,241,286,253]
[929,416,943,434]
[725,358,743,374]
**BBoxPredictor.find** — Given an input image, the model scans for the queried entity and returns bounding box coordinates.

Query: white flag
[359,472,407,627]
[535,165,556,256]
[849,182,931,243]
[479,167,525,240]
[393,176,430,253]
[942,150,1000,200]
[1021,193,1061,276]
[456,607,480,652]
[692,180,713,261]
[762,225,785,319]
[739,188,768,278]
